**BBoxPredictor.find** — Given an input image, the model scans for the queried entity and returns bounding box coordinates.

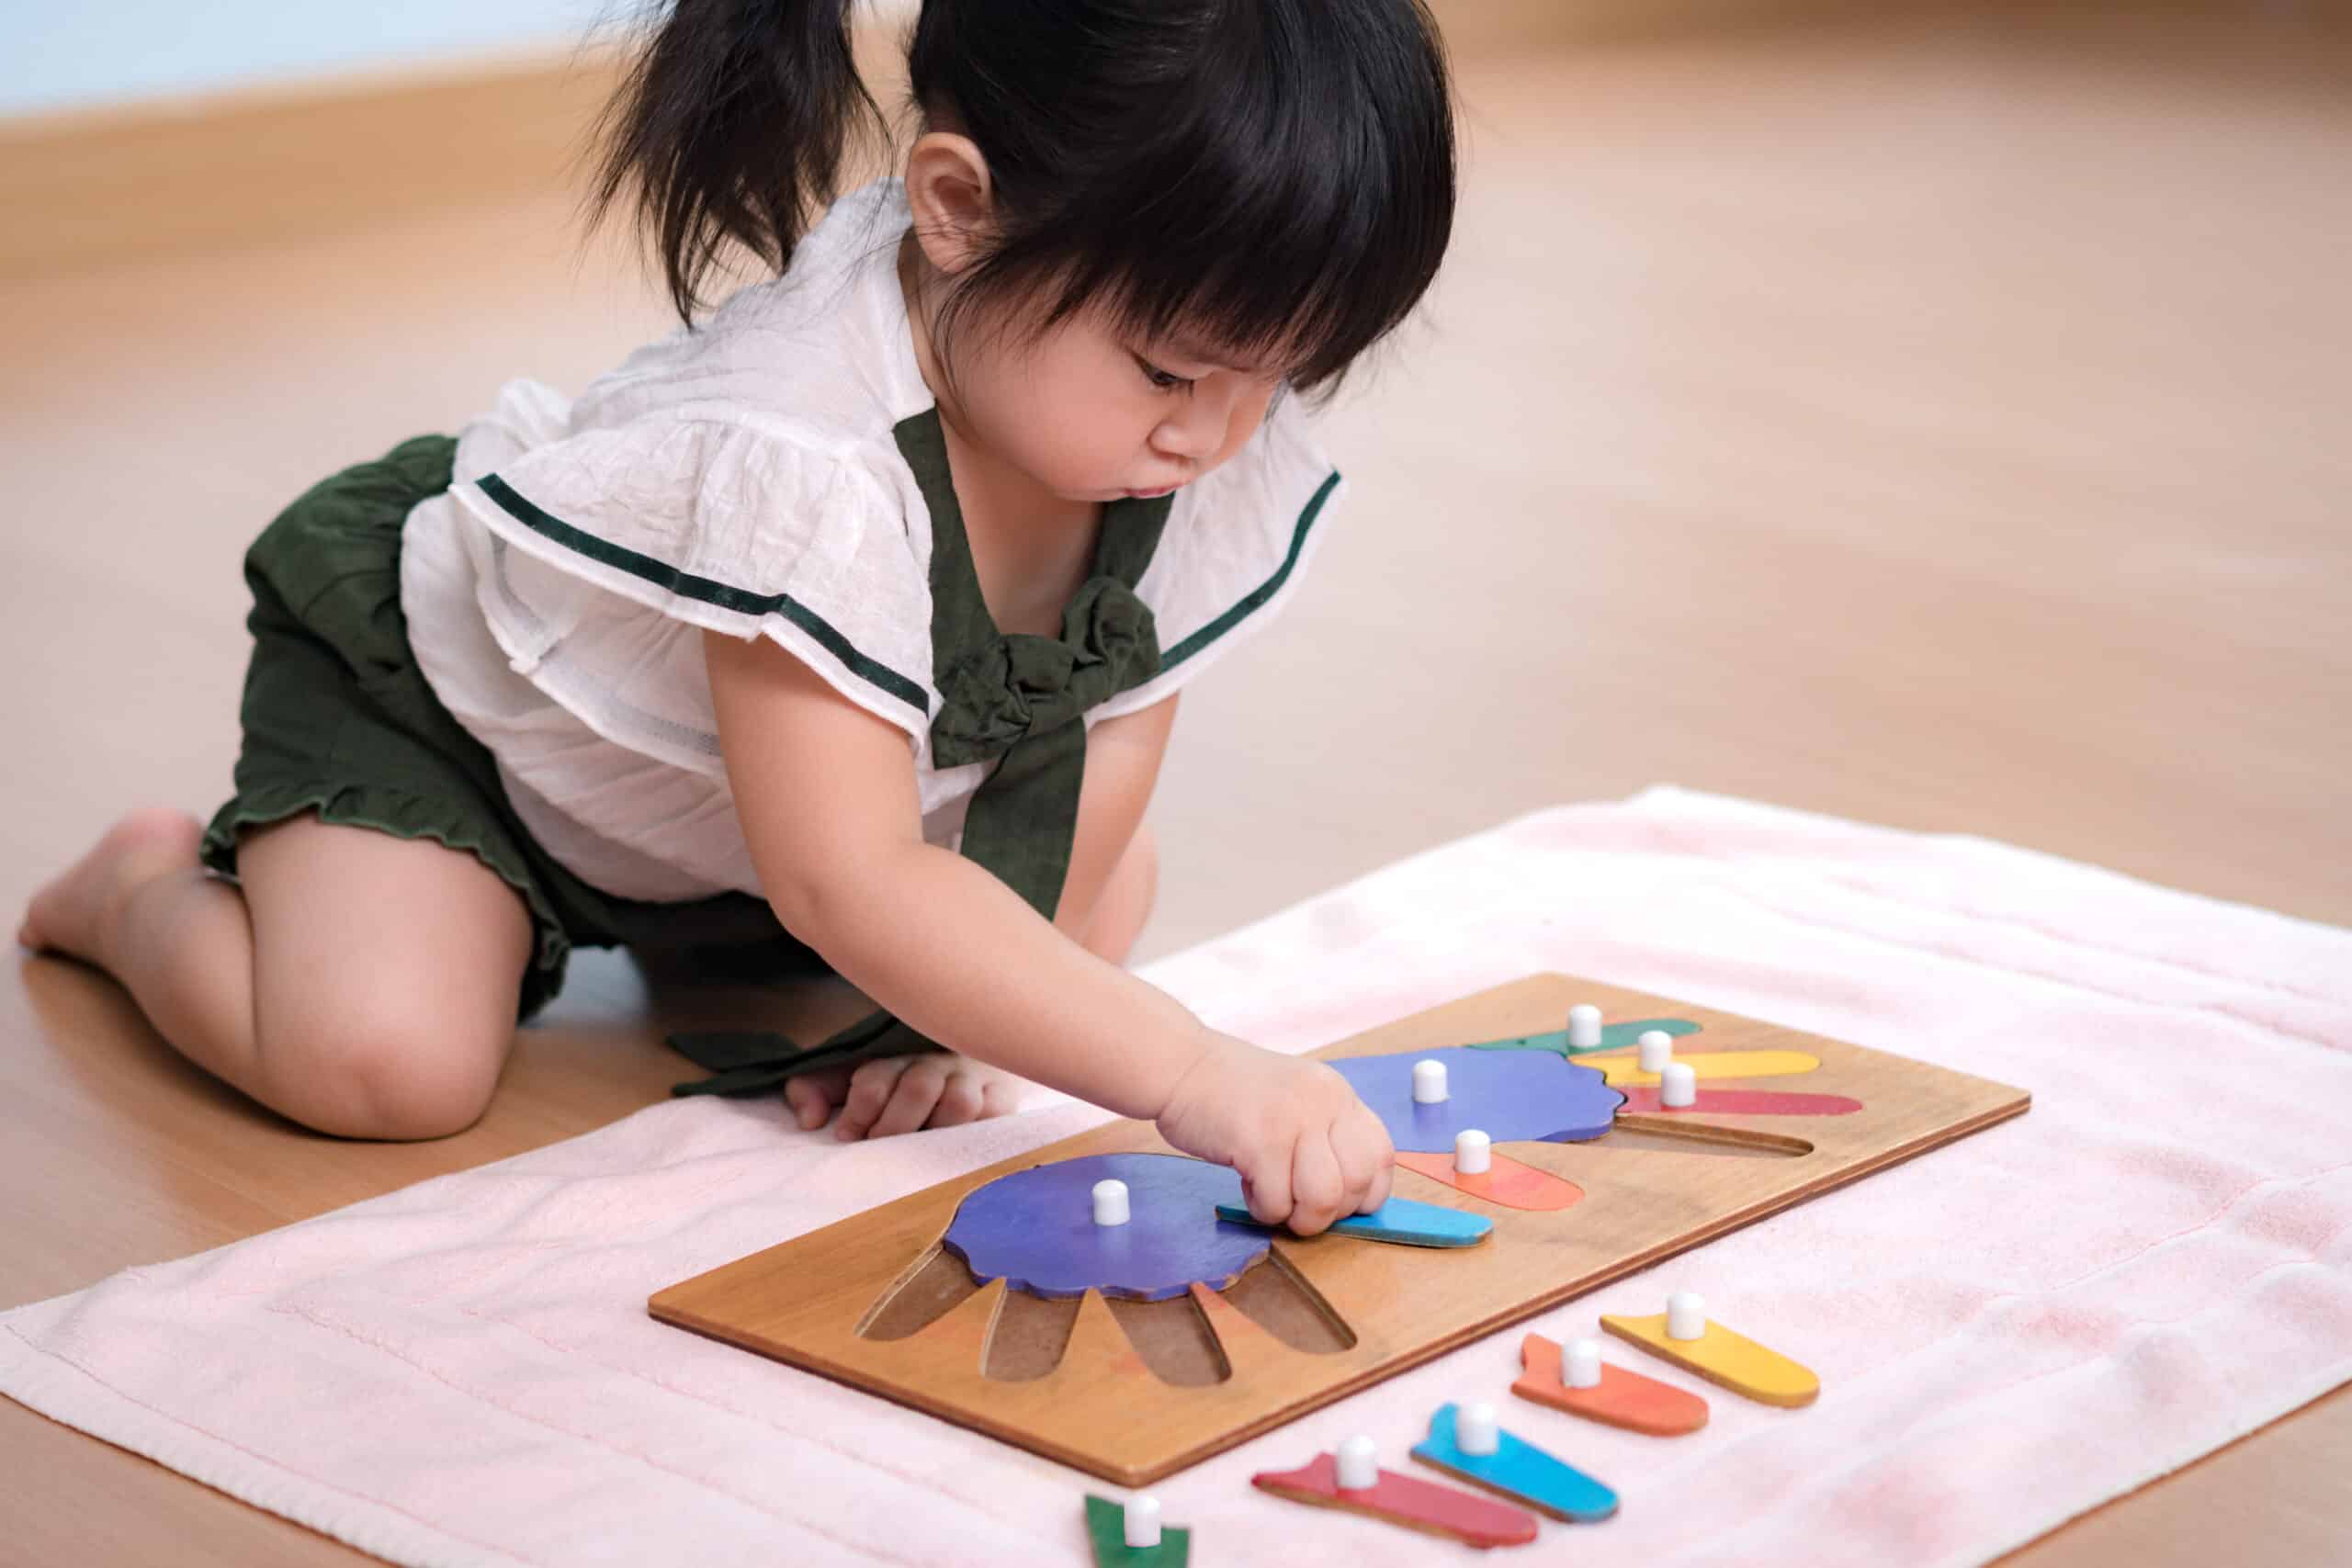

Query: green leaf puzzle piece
[1084,1494,1191,1567]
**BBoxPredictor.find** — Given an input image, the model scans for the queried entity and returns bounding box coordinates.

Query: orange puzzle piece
[1393,1149,1584,1212]
[1511,1333,1710,1436]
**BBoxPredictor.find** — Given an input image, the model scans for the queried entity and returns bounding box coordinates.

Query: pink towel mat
[5,786,2347,1567]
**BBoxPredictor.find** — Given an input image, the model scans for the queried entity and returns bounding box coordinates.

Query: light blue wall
[2,0,609,117]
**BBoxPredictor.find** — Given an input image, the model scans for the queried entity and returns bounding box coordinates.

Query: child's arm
[705,630,1393,1234]
[805,690,1174,1141]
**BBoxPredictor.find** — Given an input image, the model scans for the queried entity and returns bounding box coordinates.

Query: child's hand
[1155,1034,1393,1235]
[785,1052,1024,1141]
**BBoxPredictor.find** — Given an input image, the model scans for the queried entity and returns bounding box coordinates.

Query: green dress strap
[669,407,1172,1097]
[910,408,1170,917]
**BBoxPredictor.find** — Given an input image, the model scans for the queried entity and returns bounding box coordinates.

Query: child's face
[950,305,1285,507]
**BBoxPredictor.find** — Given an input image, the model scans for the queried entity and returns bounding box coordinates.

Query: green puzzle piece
[1467,1017,1702,1056]
[1085,1494,1190,1567]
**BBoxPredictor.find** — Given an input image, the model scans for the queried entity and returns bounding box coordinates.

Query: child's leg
[22,807,532,1140]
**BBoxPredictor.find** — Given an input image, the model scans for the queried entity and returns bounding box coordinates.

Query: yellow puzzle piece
[1600,1311,1820,1407]
[1585,1049,1819,1088]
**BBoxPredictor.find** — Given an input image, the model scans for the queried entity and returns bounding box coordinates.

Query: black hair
[594,0,1456,392]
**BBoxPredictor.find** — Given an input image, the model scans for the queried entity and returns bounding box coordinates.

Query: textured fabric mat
[5,786,2347,1567]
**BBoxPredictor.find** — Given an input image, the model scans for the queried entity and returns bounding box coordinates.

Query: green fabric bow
[931,577,1159,764]
[931,578,1159,918]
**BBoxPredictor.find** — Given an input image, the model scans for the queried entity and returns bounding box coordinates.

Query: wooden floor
[4,6,2347,1562]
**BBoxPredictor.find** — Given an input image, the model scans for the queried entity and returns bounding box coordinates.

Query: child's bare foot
[19,808,207,962]
[783,1050,1025,1141]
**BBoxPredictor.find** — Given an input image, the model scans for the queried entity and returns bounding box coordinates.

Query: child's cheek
[1022,412,1125,496]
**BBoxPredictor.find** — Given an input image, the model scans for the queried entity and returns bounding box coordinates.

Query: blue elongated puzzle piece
[1411,1403,1620,1522]
[1212,1193,1493,1247]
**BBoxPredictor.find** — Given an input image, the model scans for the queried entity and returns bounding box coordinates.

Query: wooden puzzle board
[650,975,2030,1484]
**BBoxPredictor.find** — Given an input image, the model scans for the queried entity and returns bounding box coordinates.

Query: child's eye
[1136,356,1193,392]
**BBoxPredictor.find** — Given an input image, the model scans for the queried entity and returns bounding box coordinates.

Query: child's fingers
[1241,1143,1295,1228]
[1286,1135,1347,1237]
[783,1066,853,1131]
[1337,1112,1395,1213]
[834,1057,910,1142]
[866,1058,948,1138]
[928,1072,986,1128]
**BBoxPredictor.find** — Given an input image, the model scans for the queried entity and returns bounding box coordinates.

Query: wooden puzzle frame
[650,974,2030,1483]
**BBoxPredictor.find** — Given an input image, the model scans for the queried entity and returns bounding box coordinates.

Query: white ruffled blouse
[399,180,1344,903]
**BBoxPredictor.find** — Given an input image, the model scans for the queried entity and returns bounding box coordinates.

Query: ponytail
[592,0,883,322]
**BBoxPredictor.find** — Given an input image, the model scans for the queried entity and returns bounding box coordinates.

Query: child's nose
[1152,384,1233,460]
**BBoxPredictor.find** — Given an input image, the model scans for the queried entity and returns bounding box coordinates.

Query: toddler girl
[21,0,1456,1235]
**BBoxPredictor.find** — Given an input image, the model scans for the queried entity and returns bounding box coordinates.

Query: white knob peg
[1411,1059,1449,1104]
[1668,1291,1707,1341]
[1336,1434,1378,1490]
[1124,1494,1161,1548]
[1636,1030,1675,1073]
[1566,1337,1604,1389]
[1457,1400,1500,1457]
[1660,1061,1698,1108]
[1092,1179,1130,1226]
[1566,1003,1603,1049]
[1454,1128,1492,1175]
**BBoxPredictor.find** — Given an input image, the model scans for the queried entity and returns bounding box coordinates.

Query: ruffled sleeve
[448,411,934,742]
[1094,392,1345,722]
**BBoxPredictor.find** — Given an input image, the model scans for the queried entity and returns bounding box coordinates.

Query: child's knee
[255,998,505,1141]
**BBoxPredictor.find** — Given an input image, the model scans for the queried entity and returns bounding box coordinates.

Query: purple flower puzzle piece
[941,1152,1269,1302]
[1327,1045,1623,1153]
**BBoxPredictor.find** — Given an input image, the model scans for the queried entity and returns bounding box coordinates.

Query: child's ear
[904,132,995,275]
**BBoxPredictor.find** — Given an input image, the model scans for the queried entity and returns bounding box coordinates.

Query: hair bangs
[938,0,1455,393]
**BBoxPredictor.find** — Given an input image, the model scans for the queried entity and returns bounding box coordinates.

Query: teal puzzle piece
[1467,1016,1702,1056]
[1213,1194,1492,1247]
[1412,1403,1620,1523]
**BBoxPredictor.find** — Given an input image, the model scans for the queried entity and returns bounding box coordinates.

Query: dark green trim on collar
[1159,467,1340,672]
[471,472,930,718]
